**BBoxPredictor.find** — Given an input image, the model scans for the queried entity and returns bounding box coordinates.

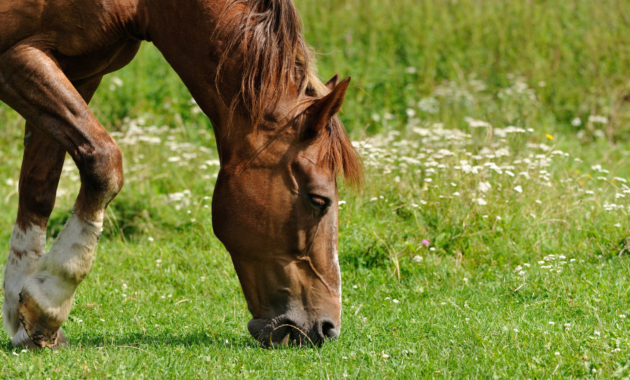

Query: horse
[0,0,361,349]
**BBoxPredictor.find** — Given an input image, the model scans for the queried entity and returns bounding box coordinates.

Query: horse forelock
[312,113,364,189]
[217,0,362,187]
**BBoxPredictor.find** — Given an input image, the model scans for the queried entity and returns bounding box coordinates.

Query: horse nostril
[321,320,338,339]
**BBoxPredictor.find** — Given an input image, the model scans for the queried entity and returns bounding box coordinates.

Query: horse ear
[302,77,350,140]
[325,74,340,91]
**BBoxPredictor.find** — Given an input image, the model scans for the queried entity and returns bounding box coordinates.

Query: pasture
[1,0,630,377]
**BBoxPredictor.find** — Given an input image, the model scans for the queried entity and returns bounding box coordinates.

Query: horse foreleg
[0,42,118,349]
[2,123,66,348]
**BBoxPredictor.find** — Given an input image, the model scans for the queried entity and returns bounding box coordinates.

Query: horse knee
[100,140,124,196]
[77,137,124,199]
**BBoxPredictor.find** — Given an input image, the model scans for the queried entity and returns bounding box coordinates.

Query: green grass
[1,0,630,378]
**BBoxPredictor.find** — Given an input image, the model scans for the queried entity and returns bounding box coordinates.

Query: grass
[0,0,630,378]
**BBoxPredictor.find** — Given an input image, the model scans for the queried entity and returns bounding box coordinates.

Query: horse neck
[139,0,280,150]
[143,0,238,138]
[142,0,297,162]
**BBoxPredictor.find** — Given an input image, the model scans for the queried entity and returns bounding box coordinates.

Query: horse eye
[308,194,330,211]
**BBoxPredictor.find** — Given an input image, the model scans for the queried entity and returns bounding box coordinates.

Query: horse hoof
[11,327,38,349]
[53,328,69,349]
[12,327,68,350]
[17,291,64,349]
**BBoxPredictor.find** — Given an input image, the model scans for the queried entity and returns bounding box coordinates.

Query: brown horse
[0,0,361,348]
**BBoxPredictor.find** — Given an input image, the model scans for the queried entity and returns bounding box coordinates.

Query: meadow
[0,0,630,377]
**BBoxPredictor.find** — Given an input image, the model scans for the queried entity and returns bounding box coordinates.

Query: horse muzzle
[247,315,340,347]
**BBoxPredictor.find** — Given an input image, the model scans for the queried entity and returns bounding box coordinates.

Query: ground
[0,0,629,378]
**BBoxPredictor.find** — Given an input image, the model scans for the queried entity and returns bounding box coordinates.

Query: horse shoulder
[1,0,143,54]
[0,0,47,54]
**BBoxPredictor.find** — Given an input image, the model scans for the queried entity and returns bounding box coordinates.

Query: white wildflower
[417,97,439,114]
[478,181,492,193]
[111,77,123,87]
[464,117,491,128]
[588,115,608,124]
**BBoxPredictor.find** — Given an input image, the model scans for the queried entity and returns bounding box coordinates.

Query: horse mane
[216,0,362,187]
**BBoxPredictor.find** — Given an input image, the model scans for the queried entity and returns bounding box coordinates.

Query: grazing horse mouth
[247,316,339,347]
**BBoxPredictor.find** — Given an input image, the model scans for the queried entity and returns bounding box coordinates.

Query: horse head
[211,76,360,346]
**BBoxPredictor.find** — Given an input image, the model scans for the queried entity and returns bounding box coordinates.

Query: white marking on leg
[2,224,46,337]
[21,212,103,326]
[11,326,31,346]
